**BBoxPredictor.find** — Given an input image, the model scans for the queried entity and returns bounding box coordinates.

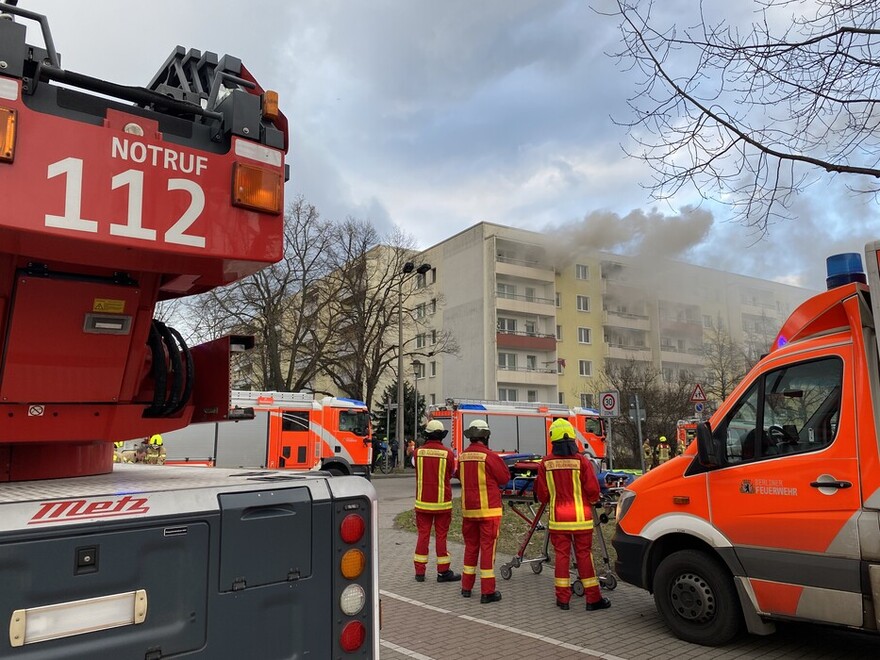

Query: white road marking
[380,590,626,660]
[380,639,437,660]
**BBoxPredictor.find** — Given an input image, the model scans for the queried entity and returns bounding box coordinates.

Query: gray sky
[23,0,880,291]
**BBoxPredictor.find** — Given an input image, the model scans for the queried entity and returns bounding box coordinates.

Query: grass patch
[393,498,617,566]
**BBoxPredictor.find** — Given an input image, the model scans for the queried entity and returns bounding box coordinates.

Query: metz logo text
[28,495,150,524]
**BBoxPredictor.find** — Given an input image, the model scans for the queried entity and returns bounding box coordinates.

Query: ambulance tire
[653,549,742,646]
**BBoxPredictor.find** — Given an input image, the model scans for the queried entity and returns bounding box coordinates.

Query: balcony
[660,347,705,365]
[495,292,555,316]
[603,310,651,331]
[496,330,557,351]
[496,365,559,387]
[605,344,653,361]
[495,255,555,283]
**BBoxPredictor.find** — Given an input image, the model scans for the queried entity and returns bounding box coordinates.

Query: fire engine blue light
[336,397,366,407]
[457,404,487,410]
[579,408,600,415]
[777,336,787,348]
[825,253,867,290]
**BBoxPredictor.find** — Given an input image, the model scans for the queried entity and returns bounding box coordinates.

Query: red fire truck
[427,399,606,459]
[613,249,880,646]
[163,390,373,477]
[0,4,377,657]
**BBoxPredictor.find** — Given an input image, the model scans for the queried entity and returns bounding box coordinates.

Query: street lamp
[412,359,423,444]
[396,261,431,465]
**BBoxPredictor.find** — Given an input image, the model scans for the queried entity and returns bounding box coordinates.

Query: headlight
[616,490,636,523]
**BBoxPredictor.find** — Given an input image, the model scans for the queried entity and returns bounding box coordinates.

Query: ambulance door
[707,349,862,626]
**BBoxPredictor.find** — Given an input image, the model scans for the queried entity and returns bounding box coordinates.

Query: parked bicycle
[374,440,393,474]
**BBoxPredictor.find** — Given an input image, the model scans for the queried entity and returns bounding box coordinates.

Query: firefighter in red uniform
[535,418,611,612]
[413,420,461,583]
[454,419,511,603]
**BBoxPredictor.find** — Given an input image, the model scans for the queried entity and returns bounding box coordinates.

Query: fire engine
[427,399,606,459]
[162,390,373,477]
[613,248,880,647]
[675,419,699,451]
[0,4,377,658]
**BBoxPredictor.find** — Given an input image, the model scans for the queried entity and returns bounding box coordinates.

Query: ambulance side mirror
[696,422,726,469]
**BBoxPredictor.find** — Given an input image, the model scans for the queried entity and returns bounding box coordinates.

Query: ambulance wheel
[531,561,544,574]
[500,565,513,580]
[653,550,742,646]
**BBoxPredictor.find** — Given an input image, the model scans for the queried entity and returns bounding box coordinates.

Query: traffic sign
[690,383,707,403]
[599,390,619,418]
[694,402,704,414]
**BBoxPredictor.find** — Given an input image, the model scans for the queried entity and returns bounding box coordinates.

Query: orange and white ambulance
[613,248,880,645]
[427,400,605,459]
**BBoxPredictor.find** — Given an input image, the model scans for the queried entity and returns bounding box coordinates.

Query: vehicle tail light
[340,513,365,544]
[340,584,366,616]
[340,549,365,579]
[263,90,279,121]
[339,620,365,653]
[232,163,282,214]
[0,107,16,163]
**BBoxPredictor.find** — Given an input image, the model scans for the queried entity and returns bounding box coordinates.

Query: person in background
[657,436,671,465]
[389,436,398,468]
[642,438,654,471]
[412,420,460,584]
[535,418,611,612]
[405,439,416,468]
[371,436,381,473]
[112,441,131,463]
[454,419,510,604]
[141,434,166,465]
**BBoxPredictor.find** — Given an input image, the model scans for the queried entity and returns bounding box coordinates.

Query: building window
[430,393,436,404]
[430,361,437,377]
[413,362,424,379]
[576,295,590,312]
[525,320,536,335]
[556,325,563,340]
[580,393,593,408]
[576,264,589,280]
[703,314,713,328]
[499,388,518,401]
[525,287,536,302]
[527,390,538,402]
[578,360,592,377]
[429,298,437,314]
[416,333,425,348]
[416,272,426,289]
[431,329,437,344]
[557,359,565,374]
[555,292,561,307]
[429,267,437,284]
[416,303,425,319]
[498,352,517,369]
[577,327,592,344]
[497,283,516,299]
[558,392,565,404]
[497,317,517,332]
[527,355,537,370]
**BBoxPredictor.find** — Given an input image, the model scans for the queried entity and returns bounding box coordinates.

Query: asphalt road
[373,474,880,660]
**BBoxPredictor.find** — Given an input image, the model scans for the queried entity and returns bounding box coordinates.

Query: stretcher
[498,458,617,591]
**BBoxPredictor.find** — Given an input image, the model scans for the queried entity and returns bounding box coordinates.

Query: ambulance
[613,248,880,646]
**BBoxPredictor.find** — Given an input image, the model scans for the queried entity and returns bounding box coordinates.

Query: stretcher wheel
[531,561,544,574]
[512,556,522,568]
[500,564,513,580]
[571,579,585,597]
[600,573,617,590]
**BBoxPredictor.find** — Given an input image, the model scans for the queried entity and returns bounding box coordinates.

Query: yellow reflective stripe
[554,578,571,587]
[548,520,593,531]
[547,471,557,526]
[477,461,487,512]
[463,565,477,575]
[437,555,451,562]
[437,456,446,502]
[582,577,600,588]
[416,454,425,501]
[415,500,452,511]
[461,507,502,518]
[413,554,429,563]
[480,568,495,578]
[571,469,585,524]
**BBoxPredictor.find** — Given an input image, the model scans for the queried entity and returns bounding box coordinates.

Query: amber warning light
[0,107,16,162]
[232,163,283,214]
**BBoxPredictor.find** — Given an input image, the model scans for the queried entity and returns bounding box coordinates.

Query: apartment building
[414,222,814,408]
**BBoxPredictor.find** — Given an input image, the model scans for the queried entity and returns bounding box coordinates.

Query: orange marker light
[0,107,17,163]
[232,163,282,214]
[263,90,279,121]
[340,548,366,579]
[672,496,690,505]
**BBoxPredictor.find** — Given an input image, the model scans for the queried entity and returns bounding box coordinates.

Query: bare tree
[319,222,457,409]
[702,321,750,404]
[185,196,338,391]
[610,0,880,232]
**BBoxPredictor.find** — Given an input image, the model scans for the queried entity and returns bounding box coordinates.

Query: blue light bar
[457,404,487,410]
[336,397,367,407]
[825,253,867,290]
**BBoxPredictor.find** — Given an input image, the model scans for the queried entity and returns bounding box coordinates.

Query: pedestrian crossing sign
[690,384,707,403]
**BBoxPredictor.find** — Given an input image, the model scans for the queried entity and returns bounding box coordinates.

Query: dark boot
[437,570,461,583]
[585,597,611,611]
[461,589,472,598]
[556,600,570,610]
[480,591,502,604]
[414,574,425,583]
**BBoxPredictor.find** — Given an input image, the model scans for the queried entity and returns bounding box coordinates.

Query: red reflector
[672,496,690,505]
[340,620,365,653]
[340,513,365,544]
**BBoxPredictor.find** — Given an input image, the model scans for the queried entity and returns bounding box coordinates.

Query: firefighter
[405,439,416,468]
[453,419,510,604]
[535,418,611,612]
[112,441,131,463]
[642,439,653,470]
[142,434,166,465]
[413,420,461,583]
[657,436,671,464]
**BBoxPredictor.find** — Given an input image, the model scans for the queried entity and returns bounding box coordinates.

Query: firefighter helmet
[549,418,576,442]
[424,419,448,441]
[148,434,164,446]
[463,419,490,440]
[114,441,124,449]
[659,435,667,443]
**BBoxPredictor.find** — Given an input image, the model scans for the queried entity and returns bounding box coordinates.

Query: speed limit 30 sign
[599,390,619,418]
